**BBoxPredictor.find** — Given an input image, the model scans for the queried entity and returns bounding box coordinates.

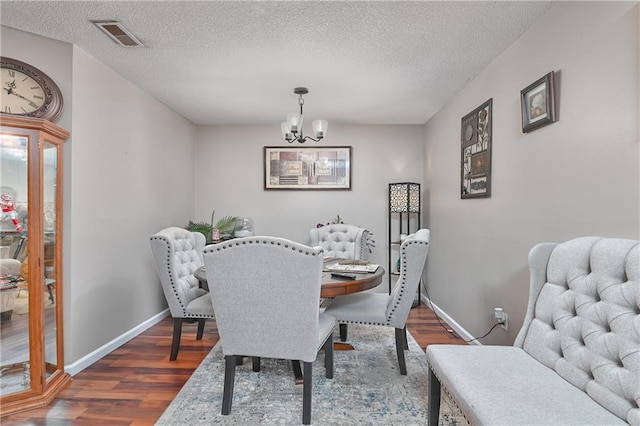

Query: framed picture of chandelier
[264,146,352,190]
[460,98,492,199]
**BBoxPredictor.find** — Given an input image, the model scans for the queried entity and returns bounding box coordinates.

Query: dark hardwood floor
[1,303,465,425]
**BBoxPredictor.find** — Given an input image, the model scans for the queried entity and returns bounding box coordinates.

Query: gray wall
[423,2,639,345]
[194,124,424,274]
[1,26,198,366]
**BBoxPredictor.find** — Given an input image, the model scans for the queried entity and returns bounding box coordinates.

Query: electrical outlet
[494,308,508,330]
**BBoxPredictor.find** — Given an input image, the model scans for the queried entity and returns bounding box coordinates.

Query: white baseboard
[65,309,170,376]
[420,294,481,345]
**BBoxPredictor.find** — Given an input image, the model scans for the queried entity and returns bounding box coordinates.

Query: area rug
[157,324,467,425]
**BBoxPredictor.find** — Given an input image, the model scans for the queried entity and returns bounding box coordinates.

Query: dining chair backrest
[203,236,326,363]
[149,226,206,317]
[386,229,430,328]
[309,224,370,260]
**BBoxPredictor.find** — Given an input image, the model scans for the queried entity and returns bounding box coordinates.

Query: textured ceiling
[1,1,554,126]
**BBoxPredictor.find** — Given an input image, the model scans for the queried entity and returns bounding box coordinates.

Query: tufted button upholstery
[150,227,215,360]
[520,237,639,424]
[309,224,370,260]
[323,229,430,375]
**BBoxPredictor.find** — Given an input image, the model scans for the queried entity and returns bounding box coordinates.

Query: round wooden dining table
[193,266,384,298]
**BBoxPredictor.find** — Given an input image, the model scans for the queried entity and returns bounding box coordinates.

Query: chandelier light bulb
[282,87,327,143]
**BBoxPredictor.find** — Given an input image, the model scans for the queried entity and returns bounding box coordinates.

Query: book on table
[324,260,380,273]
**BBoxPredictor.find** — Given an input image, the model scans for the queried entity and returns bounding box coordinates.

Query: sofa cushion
[427,344,626,425]
[520,237,640,423]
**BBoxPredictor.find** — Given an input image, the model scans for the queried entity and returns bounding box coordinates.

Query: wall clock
[1,57,63,122]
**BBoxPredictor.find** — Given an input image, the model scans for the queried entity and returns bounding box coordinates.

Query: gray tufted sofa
[426,236,639,425]
[309,223,370,260]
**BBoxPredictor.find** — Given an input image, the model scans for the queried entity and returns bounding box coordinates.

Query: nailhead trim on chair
[151,231,213,318]
[205,237,322,257]
[387,239,429,323]
[151,235,187,311]
[427,363,471,425]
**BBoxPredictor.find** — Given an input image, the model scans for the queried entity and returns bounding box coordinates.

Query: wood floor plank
[1,303,465,424]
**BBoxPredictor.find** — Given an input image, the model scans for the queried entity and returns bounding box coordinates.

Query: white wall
[1,26,199,366]
[423,2,640,345]
[195,124,424,280]
[67,47,197,363]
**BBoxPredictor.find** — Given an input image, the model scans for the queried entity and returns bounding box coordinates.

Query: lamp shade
[389,182,420,213]
[312,119,328,139]
[281,122,293,141]
[287,112,303,134]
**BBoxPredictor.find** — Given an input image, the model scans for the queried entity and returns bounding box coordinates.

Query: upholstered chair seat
[324,229,430,375]
[309,223,371,260]
[203,236,335,425]
[149,227,215,360]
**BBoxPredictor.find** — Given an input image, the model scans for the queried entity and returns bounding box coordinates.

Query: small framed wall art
[461,98,492,199]
[264,146,352,190]
[520,71,557,133]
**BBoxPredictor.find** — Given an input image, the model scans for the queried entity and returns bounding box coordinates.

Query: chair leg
[292,360,303,384]
[222,355,237,415]
[302,361,312,425]
[252,357,261,372]
[196,318,206,340]
[427,366,442,426]
[339,324,348,342]
[394,327,407,375]
[170,318,183,361]
[323,337,334,379]
[403,326,409,350]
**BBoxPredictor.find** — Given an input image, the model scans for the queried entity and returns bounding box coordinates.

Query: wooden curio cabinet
[0,116,70,415]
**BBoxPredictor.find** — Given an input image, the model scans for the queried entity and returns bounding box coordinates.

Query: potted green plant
[186,210,238,241]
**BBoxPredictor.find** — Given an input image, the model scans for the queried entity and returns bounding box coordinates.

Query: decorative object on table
[0,57,64,122]
[0,193,23,232]
[280,87,328,144]
[461,98,492,199]
[388,183,421,300]
[233,217,254,237]
[324,261,380,273]
[185,210,239,242]
[521,71,557,133]
[324,230,430,375]
[264,146,351,190]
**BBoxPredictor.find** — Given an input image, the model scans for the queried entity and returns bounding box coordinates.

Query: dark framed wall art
[264,146,352,190]
[460,98,492,199]
[521,71,557,133]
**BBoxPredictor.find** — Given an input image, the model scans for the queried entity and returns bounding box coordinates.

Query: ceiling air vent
[93,21,144,47]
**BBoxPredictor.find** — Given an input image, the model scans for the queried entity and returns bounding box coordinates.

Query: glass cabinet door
[0,117,69,414]
[42,141,59,382]
[0,132,31,396]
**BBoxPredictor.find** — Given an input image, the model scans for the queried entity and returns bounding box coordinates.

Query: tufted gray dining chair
[203,236,336,425]
[309,223,371,260]
[323,229,430,375]
[149,227,215,361]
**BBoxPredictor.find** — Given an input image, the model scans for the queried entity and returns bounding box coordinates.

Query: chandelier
[281,87,328,143]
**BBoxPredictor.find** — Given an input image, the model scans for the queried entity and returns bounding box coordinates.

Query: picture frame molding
[521,71,557,133]
[263,145,352,190]
[460,98,492,199]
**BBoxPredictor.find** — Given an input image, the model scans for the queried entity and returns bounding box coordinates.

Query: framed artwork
[521,71,557,133]
[461,98,492,199]
[264,146,352,190]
